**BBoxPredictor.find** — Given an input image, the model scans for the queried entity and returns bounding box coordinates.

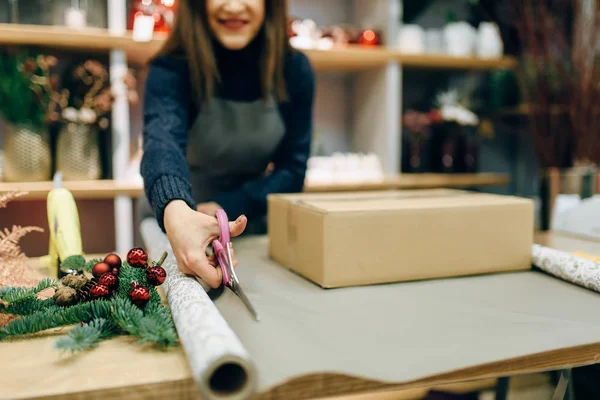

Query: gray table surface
[213,233,600,395]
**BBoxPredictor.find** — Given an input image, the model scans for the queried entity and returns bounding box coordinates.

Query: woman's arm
[209,51,315,219]
[141,56,197,231]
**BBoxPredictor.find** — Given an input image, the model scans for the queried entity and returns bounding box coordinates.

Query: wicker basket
[3,123,52,182]
[55,122,102,181]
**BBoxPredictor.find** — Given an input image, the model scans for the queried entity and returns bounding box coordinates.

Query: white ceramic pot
[476,22,504,59]
[397,24,425,54]
[443,22,476,57]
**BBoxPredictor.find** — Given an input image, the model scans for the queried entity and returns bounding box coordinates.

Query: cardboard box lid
[268,188,467,203]
[292,192,532,214]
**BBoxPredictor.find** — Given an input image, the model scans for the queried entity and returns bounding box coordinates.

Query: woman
[139,0,315,289]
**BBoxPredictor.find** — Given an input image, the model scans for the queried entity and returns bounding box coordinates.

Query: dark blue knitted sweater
[140,39,315,231]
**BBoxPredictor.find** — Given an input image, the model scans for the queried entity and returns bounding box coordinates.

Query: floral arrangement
[0,191,177,353]
[51,60,139,129]
[402,109,442,137]
[0,51,139,132]
[0,50,60,130]
[434,89,480,127]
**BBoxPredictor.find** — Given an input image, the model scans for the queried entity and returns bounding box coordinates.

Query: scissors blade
[231,283,260,321]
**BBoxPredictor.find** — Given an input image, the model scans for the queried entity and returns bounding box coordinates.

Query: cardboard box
[267,189,534,288]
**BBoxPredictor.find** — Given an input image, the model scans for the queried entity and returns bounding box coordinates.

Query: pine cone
[76,277,98,302]
[61,273,89,290]
[53,286,78,307]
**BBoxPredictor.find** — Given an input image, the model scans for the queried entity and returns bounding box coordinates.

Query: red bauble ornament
[92,262,112,278]
[98,273,119,290]
[103,253,122,274]
[146,266,167,286]
[90,283,110,299]
[129,285,150,307]
[357,29,381,46]
[127,247,148,268]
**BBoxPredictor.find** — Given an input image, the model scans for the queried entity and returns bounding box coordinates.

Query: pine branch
[60,255,86,272]
[111,297,177,348]
[0,278,58,303]
[3,297,57,316]
[0,299,112,340]
[53,318,118,353]
[0,191,27,208]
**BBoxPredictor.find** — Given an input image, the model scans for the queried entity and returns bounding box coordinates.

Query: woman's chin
[214,34,254,50]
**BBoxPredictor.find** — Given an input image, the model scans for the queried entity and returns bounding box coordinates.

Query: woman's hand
[197,201,221,216]
[164,200,247,288]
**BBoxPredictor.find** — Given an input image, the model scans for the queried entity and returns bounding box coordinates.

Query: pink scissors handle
[213,209,231,285]
[215,209,230,246]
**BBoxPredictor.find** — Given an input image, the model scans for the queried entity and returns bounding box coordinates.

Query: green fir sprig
[0,253,178,353]
[0,278,58,303]
[54,318,118,353]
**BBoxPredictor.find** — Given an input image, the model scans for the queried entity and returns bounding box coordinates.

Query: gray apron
[187,97,285,203]
[136,96,284,235]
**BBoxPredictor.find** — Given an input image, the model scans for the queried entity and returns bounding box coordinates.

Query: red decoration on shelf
[92,262,112,278]
[98,273,119,290]
[127,247,148,268]
[90,283,110,299]
[146,266,167,286]
[357,29,381,46]
[127,0,177,33]
[129,283,150,307]
[103,253,122,275]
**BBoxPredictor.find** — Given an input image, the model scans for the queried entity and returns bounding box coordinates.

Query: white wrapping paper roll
[140,218,257,400]
[532,243,600,292]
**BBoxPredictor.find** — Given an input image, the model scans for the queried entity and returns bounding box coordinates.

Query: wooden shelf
[0,174,509,200]
[396,53,517,70]
[0,179,144,200]
[0,23,517,71]
[396,173,510,188]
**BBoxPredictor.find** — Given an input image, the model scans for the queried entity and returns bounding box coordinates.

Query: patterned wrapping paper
[532,244,600,292]
[140,218,257,400]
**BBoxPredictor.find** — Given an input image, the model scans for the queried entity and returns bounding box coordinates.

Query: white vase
[443,22,476,57]
[476,22,504,59]
[397,24,425,54]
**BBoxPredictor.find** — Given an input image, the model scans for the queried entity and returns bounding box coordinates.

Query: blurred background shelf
[0,0,528,255]
[0,23,517,71]
[0,180,144,200]
[0,174,509,199]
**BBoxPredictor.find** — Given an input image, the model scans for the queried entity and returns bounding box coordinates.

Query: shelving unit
[0,174,510,199]
[0,23,517,71]
[0,0,516,254]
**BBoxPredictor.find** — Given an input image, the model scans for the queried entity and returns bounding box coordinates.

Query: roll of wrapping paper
[140,218,257,400]
[532,244,600,292]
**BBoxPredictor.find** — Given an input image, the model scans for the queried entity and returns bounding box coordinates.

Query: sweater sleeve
[210,51,315,220]
[140,56,197,232]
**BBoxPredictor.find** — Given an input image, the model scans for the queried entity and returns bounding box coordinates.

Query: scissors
[212,209,260,321]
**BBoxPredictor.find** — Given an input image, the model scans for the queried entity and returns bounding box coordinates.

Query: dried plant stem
[0,191,27,208]
[512,0,599,168]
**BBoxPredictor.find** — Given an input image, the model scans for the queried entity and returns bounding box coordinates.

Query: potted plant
[0,50,59,182]
[53,60,138,181]
[430,89,480,173]
[511,1,599,229]
[401,109,441,173]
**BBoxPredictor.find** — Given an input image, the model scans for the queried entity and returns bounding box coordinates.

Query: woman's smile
[207,0,264,50]
[218,17,250,31]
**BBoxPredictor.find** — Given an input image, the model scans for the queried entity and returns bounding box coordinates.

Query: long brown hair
[155,0,291,105]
